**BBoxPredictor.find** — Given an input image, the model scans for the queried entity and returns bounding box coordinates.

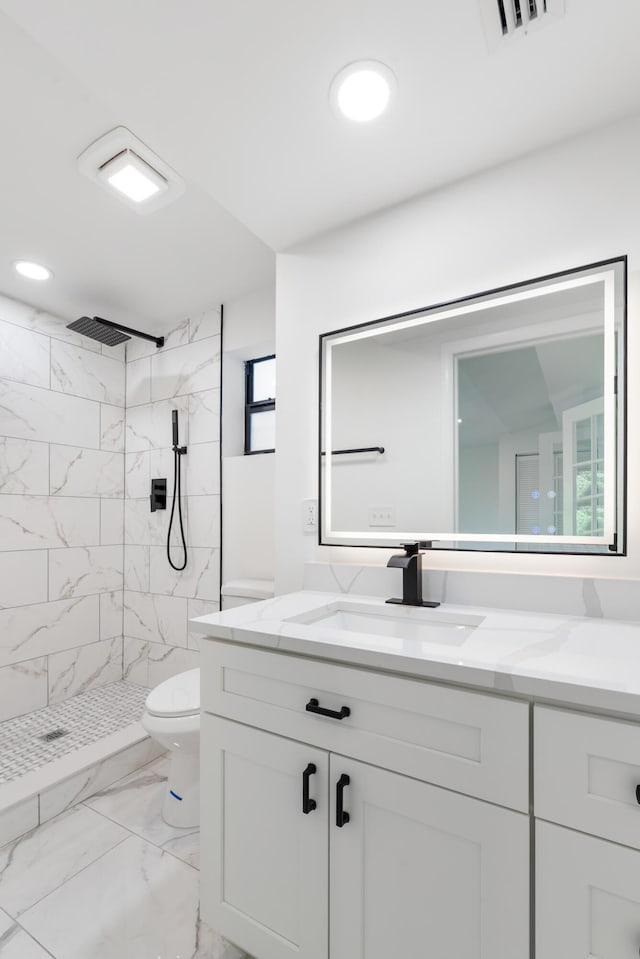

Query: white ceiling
[1,0,640,332]
[0,10,274,331]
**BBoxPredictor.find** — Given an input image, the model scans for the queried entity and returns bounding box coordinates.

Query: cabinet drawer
[202,641,529,811]
[535,705,640,849]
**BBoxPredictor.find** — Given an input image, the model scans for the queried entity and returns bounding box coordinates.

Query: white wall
[223,455,275,581]
[222,285,275,587]
[275,113,640,592]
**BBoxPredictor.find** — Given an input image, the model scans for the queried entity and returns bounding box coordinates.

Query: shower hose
[167,444,188,571]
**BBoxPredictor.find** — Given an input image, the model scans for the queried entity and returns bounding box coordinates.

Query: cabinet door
[329,756,529,959]
[200,715,328,959]
[537,820,640,958]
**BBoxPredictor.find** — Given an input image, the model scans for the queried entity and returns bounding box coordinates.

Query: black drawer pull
[336,773,350,827]
[636,784,640,805]
[302,763,317,814]
[306,697,351,721]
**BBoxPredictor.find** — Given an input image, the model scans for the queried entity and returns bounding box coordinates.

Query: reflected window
[245,355,275,454]
[458,334,607,548]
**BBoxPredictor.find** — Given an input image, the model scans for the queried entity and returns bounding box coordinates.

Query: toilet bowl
[142,582,274,828]
[141,667,200,828]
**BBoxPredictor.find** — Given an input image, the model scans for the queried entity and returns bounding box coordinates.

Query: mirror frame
[318,256,627,554]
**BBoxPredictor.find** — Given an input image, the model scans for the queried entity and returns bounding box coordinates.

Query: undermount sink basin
[286,601,484,646]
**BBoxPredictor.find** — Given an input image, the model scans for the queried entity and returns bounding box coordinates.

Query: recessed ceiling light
[330,60,396,122]
[98,149,167,204]
[13,260,53,281]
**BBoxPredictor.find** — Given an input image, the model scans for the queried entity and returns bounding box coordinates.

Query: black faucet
[386,542,440,608]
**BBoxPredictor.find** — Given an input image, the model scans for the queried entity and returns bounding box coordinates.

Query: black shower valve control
[150,478,167,512]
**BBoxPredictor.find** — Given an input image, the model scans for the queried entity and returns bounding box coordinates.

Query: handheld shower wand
[167,410,188,571]
[172,409,179,448]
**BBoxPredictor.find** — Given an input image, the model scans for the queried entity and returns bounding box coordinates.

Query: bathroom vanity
[193,591,640,959]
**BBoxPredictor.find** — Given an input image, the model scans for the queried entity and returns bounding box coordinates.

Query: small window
[245,355,275,454]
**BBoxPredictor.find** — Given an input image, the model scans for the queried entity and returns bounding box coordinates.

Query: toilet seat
[145,667,200,718]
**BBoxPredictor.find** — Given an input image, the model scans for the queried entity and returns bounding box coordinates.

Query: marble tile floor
[0,756,245,959]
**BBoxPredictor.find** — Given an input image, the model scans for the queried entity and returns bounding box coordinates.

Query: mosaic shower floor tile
[0,682,148,784]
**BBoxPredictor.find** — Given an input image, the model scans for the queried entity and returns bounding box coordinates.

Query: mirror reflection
[320,259,625,553]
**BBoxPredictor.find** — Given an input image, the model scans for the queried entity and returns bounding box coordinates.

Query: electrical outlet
[368,506,395,527]
[303,499,318,532]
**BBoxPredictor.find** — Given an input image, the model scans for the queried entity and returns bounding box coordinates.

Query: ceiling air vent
[478,0,565,48]
[77,127,185,216]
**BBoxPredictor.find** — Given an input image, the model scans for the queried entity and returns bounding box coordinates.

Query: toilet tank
[220,578,274,610]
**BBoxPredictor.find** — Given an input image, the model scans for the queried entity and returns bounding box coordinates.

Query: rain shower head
[67,316,130,346]
[66,316,164,348]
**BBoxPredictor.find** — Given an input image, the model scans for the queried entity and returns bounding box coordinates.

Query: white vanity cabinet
[194,590,640,958]
[535,706,640,958]
[200,641,531,959]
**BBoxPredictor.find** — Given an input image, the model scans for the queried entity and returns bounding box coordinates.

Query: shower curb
[0,716,164,847]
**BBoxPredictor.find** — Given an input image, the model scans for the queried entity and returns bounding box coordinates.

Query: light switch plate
[368,506,395,527]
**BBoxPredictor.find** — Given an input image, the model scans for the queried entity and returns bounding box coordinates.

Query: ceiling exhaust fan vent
[479,0,565,48]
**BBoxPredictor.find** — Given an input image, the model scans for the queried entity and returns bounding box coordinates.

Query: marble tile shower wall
[0,295,126,722]
[122,309,221,688]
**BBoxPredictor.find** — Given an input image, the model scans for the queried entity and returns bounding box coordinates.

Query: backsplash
[0,295,125,721]
[122,310,221,688]
[304,562,640,622]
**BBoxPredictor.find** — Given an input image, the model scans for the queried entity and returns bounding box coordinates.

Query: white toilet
[142,579,274,829]
[142,668,201,828]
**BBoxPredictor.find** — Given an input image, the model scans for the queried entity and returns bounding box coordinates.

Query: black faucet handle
[400,541,434,552]
[400,542,419,554]
[400,542,423,555]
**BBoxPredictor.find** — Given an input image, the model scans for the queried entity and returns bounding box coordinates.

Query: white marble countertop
[191,591,640,717]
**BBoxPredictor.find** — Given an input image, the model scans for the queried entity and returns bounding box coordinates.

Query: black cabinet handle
[636,784,640,805]
[336,773,350,827]
[302,763,317,814]
[305,697,351,721]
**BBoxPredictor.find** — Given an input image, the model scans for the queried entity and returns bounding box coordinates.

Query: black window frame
[244,354,275,455]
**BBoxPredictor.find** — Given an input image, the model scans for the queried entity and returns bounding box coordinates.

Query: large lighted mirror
[319,258,626,553]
